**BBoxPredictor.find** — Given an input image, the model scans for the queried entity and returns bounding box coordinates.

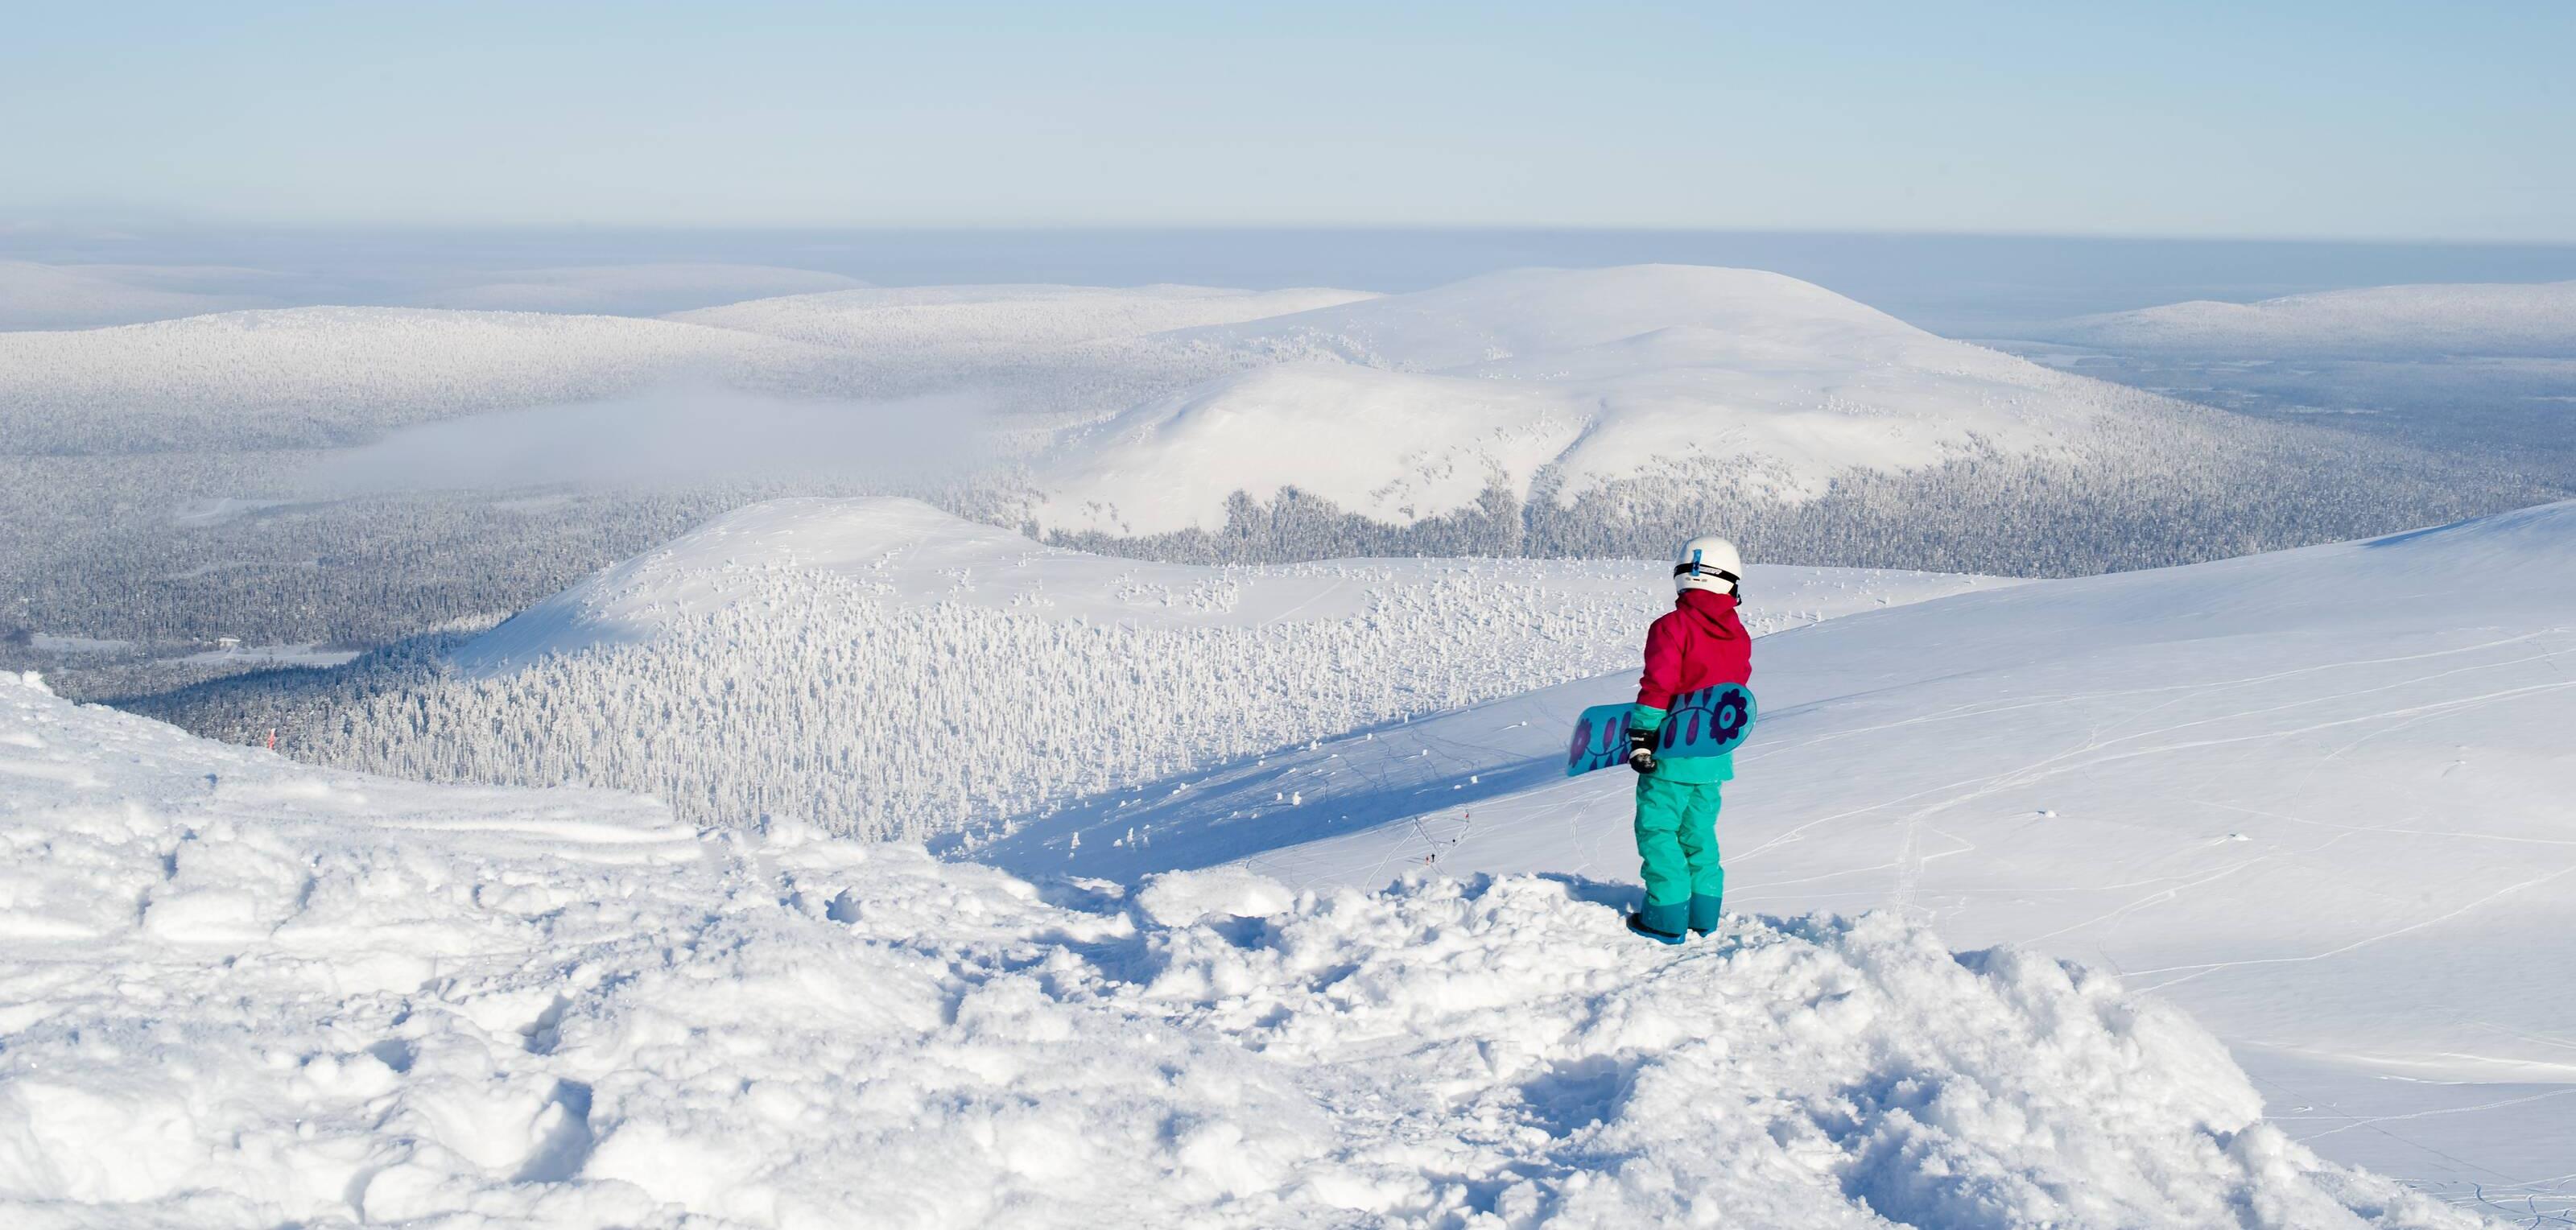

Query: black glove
[1627,726,1658,774]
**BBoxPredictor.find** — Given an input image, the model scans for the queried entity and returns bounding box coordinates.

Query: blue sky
[6,2,2569,239]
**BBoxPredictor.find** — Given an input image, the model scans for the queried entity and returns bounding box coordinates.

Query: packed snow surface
[0,672,2478,1228]
[2035,281,2576,359]
[334,498,2012,840]
[1031,266,2125,536]
[989,502,2576,1211]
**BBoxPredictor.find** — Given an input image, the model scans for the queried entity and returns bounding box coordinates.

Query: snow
[0,671,2477,1228]
[2035,282,2576,359]
[1030,266,2123,536]
[0,262,872,326]
[417,263,871,315]
[456,495,1406,664]
[0,306,851,437]
[0,261,271,330]
[986,502,2576,1212]
[375,498,2013,840]
[0,281,1375,454]
[671,283,1374,358]
[165,642,361,669]
[471,495,1974,664]
[24,634,134,656]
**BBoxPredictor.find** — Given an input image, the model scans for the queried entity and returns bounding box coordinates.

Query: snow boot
[1627,900,1688,945]
[1688,894,1724,937]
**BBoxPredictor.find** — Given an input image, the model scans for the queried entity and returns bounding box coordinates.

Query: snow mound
[673,283,1375,361]
[2037,281,2576,358]
[418,262,869,315]
[324,498,2007,840]
[1032,266,2122,536]
[0,677,2472,1228]
[0,306,852,451]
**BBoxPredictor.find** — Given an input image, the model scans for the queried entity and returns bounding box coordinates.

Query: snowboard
[1565,682,1757,778]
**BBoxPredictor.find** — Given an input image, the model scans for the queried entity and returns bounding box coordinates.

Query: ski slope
[1030,266,2142,537]
[0,671,2480,1228]
[982,503,2576,1212]
[316,498,2010,842]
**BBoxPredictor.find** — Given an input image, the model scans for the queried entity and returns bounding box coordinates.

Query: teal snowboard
[1565,683,1756,777]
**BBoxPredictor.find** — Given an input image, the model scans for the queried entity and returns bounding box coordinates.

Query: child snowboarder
[1624,535,1752,944]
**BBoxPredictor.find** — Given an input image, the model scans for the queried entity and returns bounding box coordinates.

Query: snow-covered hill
[668,283,1381,429]
[2034,281,2576,359]
[672,283,1373,359]
[0,283,1373,455]
[984,501,2576,1207]
[0,671,2479,1228]
[418,262,870,315]
[303,497,2012,841]
[0,306,854,452]
[0,261,273,329]
[1028,266,2140,538]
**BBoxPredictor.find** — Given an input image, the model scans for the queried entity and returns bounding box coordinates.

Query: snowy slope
[984,503,2576,1208]
[0,671,2482,1228]
[1030,266,2137,537]
[312,498,2012,841]
[2035,282,2576,359]
[0,306,855,452]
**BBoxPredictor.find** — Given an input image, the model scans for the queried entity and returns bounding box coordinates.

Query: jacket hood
[1675,588,1740,637]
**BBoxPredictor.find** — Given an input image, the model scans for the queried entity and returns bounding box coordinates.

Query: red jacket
[1636,589,1752,709]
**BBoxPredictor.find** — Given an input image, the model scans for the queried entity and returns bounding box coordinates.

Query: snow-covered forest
[139,498,2010,841]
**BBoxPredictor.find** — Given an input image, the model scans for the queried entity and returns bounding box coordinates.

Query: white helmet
[1674,535,1742,595]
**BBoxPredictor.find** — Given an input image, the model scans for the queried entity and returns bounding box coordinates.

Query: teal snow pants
[1634,774,1725,936]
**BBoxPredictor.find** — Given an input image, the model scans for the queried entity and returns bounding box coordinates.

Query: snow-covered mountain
[2034,280,2576,359]
[0,670,2481,1228]
[300,497,2012,842]
[1027,266,2145,539]
[983,501,2576,1205]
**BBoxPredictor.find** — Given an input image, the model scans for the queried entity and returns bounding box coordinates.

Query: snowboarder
[1625,535,1752,944]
